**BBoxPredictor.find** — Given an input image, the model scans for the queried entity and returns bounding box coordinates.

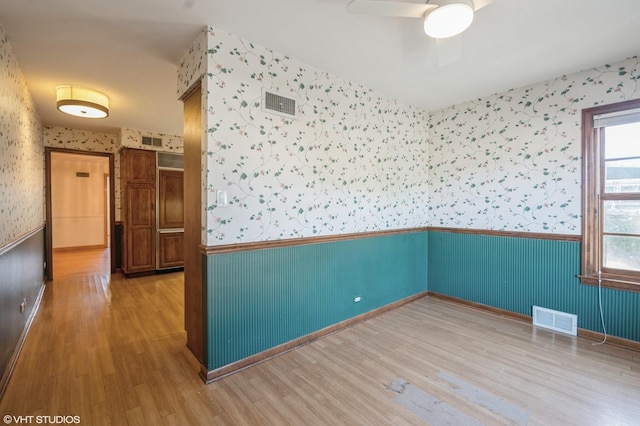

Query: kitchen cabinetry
[121,148,184,276]
[157,168,184,269]
[121,149,156,274]
[158,232,184,269]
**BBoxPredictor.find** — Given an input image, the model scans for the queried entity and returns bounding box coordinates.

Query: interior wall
[428,231,640,342]
[51,152,110,249]
[0,25,43,246]
[206,231,428,371]
[428,55,640,235]
[120,128,184,152]
[44,127,121,219]
[44,127,184,223]
[0,23,45,395]
[177,27,431,374]
[180,26,430,247]
[426,56,640,342]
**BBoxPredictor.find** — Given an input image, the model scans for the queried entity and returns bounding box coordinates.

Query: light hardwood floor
[1,250,639,425]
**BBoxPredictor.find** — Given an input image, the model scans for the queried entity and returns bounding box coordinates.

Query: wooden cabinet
[158,170,184,229]
[125,185,155,272]
[158,232,184,269]
[121,149,156,275]
[123,148,155,184]
[121,148,184,275]
[157,169,184,269]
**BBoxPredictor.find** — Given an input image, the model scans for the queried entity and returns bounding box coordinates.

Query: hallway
[53,248,111,279]
[0,254,207,424]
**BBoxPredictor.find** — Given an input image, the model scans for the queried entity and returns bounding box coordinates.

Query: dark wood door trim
[44,147,116,280]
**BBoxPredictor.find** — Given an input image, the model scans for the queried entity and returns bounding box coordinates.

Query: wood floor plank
[1,248,640,424]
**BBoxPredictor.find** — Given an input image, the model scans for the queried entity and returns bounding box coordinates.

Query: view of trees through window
[602,122,640,273]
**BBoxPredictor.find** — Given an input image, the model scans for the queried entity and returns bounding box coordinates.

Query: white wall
[51,152,110,248]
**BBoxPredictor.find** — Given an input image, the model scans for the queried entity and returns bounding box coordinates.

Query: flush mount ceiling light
[56,85,109,119]
[424,0,474,39]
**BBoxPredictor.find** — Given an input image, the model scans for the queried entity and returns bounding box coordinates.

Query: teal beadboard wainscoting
[204,231,428,372]
[428,230,640,343]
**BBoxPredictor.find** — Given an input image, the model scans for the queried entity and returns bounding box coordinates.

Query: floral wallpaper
[44,127,123,221]
[196,27,430,245]
[178,29,208,243]
[44,127,120,152]
[177,28,207,98]
[428,56,640,235]
[120,127,184,153]
[0,26,44,247]
[179,27,640,242]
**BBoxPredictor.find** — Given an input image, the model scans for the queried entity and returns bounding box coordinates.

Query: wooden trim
[580,99,640,292]
[0,224,46,257]
[179,77,205,102]
[183,82,206,365]
[427,227,581,242]
[582,98,640,117]
[200,291,429,383]
[0,280,45,400]
[199,228,429,255]
[199,227,581,255]
[577,328,640,352]
[578,275,640,293]
[45,149,53,280]
[53,245,107,253]
[45,147,117,279]
[426,292,532,323]
[104,173,109,248]
[427,291,640,353]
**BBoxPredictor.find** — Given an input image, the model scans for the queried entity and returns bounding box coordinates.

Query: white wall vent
[142,136,163,147]
[262,89,297,119]
[532,306,577,336]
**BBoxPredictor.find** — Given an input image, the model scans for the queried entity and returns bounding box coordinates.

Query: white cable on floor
[593,271,607,346]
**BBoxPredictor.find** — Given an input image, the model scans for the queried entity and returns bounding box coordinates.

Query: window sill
[578,275,640,292]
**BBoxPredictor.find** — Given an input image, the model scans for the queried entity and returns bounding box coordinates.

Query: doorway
[45,148,116,280]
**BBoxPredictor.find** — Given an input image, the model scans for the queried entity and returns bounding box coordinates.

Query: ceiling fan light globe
[424,2,474,39]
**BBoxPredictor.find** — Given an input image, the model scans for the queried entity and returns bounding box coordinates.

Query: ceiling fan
[346,0,495,66]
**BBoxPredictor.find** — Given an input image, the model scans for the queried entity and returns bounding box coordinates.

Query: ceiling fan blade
[346,0,436,18]
[436,35,462,67]
[472,0,495,11]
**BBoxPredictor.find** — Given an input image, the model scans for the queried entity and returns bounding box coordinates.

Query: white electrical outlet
[354,296,361,303]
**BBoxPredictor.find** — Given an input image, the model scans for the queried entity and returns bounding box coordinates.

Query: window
[581,99,640,291]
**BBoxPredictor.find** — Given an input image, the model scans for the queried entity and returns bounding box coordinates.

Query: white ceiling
[1,0,640,137]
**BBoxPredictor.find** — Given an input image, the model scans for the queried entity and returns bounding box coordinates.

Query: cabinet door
[123,149,155,184]
[128,228,155,271]
[125,185,155,272]
[158,170,184,229]
[158,232,184,269]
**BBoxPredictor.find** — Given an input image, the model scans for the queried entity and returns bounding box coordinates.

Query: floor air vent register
[532,306,578,336]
